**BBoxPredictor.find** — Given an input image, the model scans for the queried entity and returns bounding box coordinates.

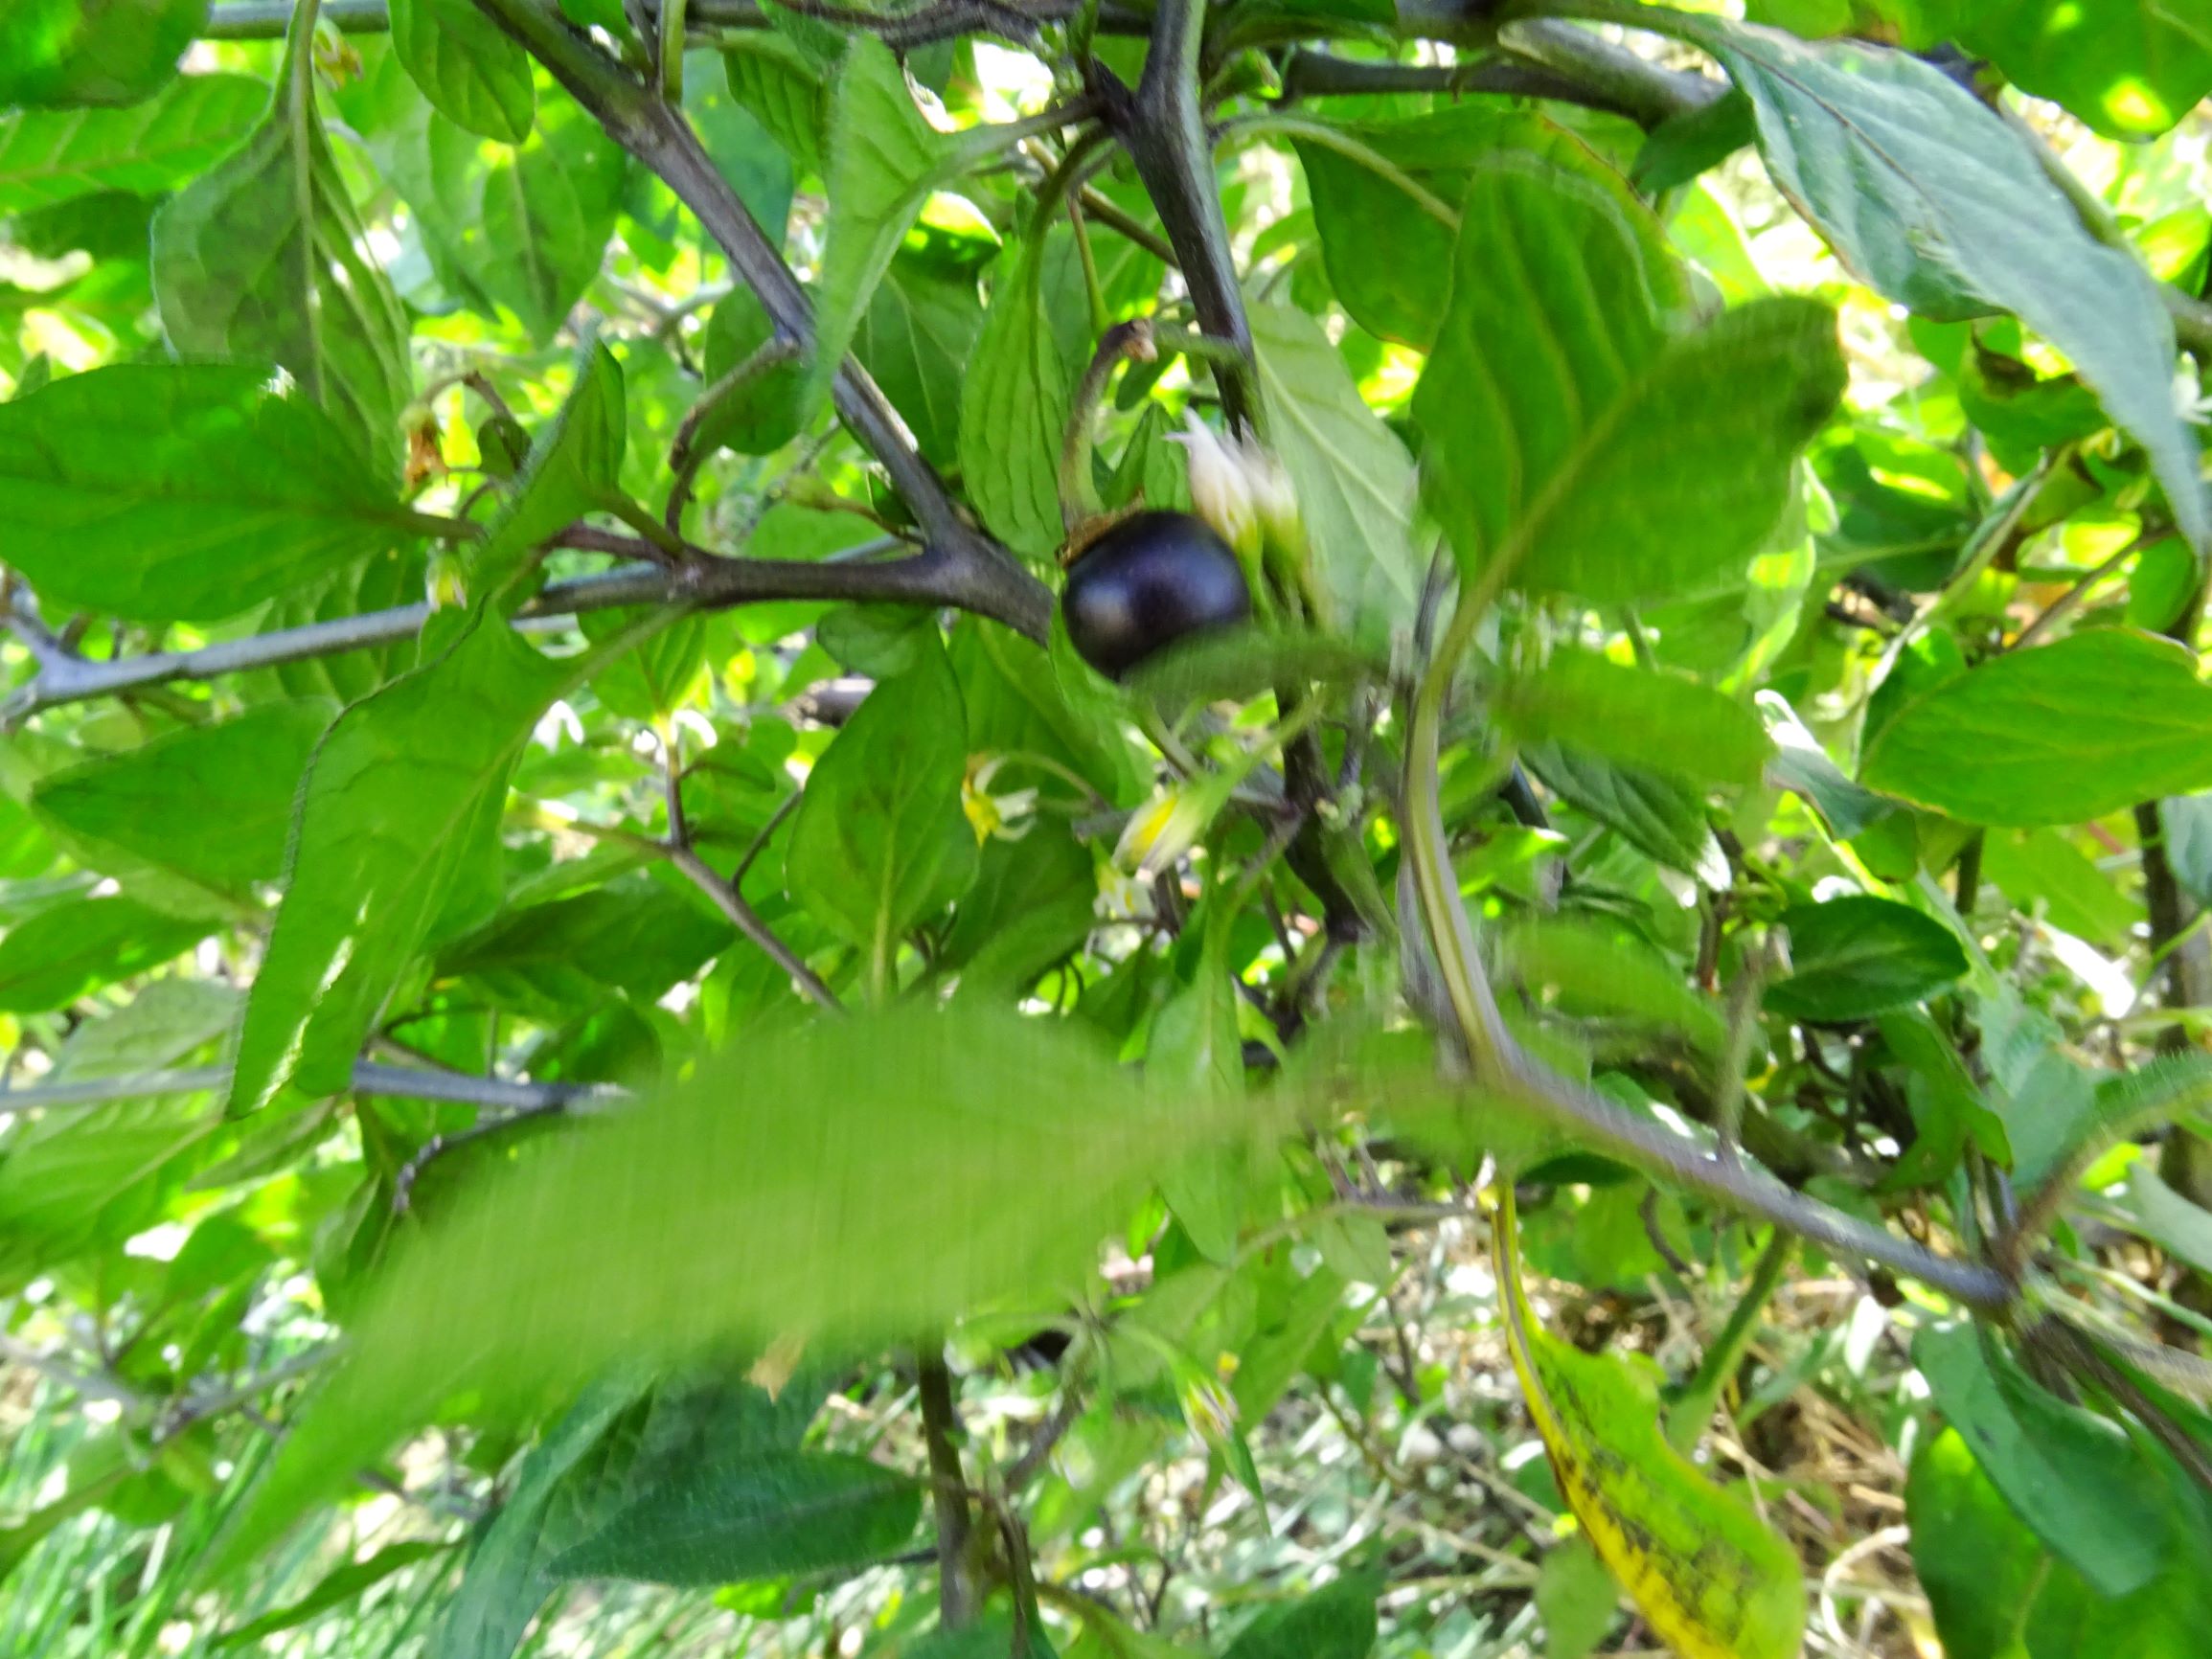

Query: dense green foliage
[2,1,2211,1656]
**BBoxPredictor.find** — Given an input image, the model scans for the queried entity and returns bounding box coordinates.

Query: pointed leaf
[1689,21,2210,554]
[1415,162,1841,602]
[1494,1191,1804,1659]
[151,8,411,481]
[387,0,534,144]
[960,231,1070,559]
[1250,302,1422,646]
[0,71,265,212]
[1767,895,1969,1022]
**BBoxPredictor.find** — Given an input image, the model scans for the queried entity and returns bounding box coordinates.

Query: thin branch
[917,1352,976,1626]
[393,1098,576,1213]
[665,843,845,1011]
[1100,0,1255,427]
[0,1060,627,1120]
[0,538,977,721]
[1278,47,1658,121]
[470,0,1054,640]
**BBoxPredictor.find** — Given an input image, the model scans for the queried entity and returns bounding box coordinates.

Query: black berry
[1061,511,1253,680]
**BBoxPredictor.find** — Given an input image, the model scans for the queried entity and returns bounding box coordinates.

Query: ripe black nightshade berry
[1061,510,1253,679]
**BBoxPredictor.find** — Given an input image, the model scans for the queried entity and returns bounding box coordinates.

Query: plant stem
[1666,1230,1791,1454]
[1401,581,2014,1310]
[916,1351,975,1626]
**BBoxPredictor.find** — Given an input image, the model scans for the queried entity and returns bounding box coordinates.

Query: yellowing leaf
[1493,1190,1804,1659]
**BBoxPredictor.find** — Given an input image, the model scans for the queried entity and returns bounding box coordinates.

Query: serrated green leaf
[0,363,413,623]
[1522,741,1724,881]
[388,0,534,144]
[0,71,264,212]
[1861,629,2212,828]
[721,35,825,176]
[855,253,980,468]
[150,6,411,482]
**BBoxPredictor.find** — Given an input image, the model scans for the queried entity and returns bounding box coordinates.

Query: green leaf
[1151,929,1246,1263]
[960,231,1071,560]
[1689,21,2210,555]
[50,978,237,1080]
[1766,895,1968,1021]
[31,702,331,899]
[942,829,1098,1004]
[1522,741,1725,881]
[721,35,826,175]
[0,896,211,1011]
[1496,649,1769,789]
[0,0,205,108]
[1536,1536,1619,1659]
[214,1541,447,1648]
[1220,1576,1378,1659]
[207,1003,1266,1574]
[698,285,805,455]
[439,1376,650,1659]
[804,37,952,425]
[1415,162,1842,603]
[1249,302,1423,647]
[787,634,978,980]
[0,71,264,212]
[227,619,568,1115]
[1915,1322,2169,1598]
[1495,1193,1802,1659]
[855,253,981,469]
[549,1450,920,1585]
[1291,103,1547,348]
[1979,828,2144,948]
[472,89,628,344]
[150,7,411,483]
[0,363,412,623]
[468,339,627,604]
[1501,916,1726,1057]
[437,882,731,1011]
[1861,629,2212,828]
[1905,1426,2059,1659]
[1928,0,2212,138]
[387,0,534,144]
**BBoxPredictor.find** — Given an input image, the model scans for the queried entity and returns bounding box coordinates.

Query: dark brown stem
[917,1352,975,1626]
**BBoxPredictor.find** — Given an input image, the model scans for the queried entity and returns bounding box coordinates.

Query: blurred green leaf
[1767,895,1968,1021]
[388,0,535,144]
[1926,0,2212,138]
[0,71,264,211]
[0,0,204,108]
[0,896,211,1012]
[1416,162,1842,603]
[208,1003,1267,1574]
[32,701,332,898]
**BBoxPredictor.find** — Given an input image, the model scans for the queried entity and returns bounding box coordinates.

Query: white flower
[2174,355,2212,426]
[1172,413,1262,558]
